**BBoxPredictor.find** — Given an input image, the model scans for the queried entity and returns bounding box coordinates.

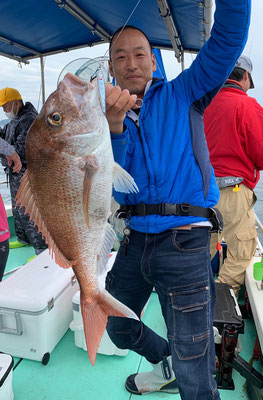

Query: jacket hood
[17,102,38,118]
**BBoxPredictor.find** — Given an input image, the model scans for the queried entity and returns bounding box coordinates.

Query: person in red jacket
[204,55,263,297]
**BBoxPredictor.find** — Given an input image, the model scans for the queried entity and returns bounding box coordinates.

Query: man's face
[2,100,13,113]
[243,71,251,92]
[109,29,156,97]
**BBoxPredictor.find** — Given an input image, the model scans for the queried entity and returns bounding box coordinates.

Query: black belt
[116,203,223,232]
[117,203,212,218]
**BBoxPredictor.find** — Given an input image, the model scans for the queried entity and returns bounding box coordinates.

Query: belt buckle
[162,203,178,215]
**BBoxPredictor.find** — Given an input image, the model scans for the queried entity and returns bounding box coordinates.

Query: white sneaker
[125,356,179,395]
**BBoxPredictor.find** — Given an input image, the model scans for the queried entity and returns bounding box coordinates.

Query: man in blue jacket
[105,1,251,399]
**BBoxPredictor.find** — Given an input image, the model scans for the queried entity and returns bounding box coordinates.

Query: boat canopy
[0,0,213,63]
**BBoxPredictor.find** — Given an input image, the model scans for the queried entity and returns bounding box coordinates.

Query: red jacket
[204,80,263,189]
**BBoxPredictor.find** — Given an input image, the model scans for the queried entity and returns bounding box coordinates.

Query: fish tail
[80,290,138,366]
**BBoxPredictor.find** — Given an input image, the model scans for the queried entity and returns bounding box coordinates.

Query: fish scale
[16,72,139,365]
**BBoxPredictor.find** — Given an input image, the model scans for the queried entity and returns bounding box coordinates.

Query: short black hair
[109,25,152,60]
[228,67,246,82]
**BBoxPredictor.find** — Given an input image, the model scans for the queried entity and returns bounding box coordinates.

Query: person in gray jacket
[0,87,47,254]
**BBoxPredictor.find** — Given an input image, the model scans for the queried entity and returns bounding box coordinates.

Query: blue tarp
[0,0,210,62]
[153,49,167,81]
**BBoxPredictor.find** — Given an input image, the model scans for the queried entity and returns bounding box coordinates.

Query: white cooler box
[0,250,79,364]
[70,252,128,356]
[0,353,14,400]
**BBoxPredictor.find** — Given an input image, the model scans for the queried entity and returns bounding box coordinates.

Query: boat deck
[3,235,262,400]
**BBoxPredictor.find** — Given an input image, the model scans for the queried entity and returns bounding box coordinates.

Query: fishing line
[89,0,144,109]
[88,0,143,69]
[91,0,144,109]
[102,0,143,60]
[248,36,253,57]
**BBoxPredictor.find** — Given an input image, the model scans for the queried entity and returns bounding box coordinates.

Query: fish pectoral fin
[80,290,139,366]
[49,246,77,269]
[113,162,139,193]
[97,223,116,276]
[15,170,75,269]
[83,154,99,228]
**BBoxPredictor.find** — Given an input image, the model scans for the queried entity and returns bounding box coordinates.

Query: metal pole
[181,52,185,71]
[40,56,46,106]
[157,0,183,62]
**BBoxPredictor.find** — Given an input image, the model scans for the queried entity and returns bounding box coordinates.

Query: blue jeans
[106,227,220,400]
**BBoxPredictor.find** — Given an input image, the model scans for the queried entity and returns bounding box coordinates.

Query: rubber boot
[9,240,30,249]
[125,356,179,395]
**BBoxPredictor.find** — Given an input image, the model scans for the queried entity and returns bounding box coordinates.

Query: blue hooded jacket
[111,0,251,234]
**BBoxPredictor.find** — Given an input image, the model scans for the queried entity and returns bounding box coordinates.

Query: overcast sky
[0,0,262,121]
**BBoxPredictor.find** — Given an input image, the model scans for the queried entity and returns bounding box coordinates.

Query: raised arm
[178,0,251,107]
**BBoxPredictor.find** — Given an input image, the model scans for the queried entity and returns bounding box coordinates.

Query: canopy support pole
[40,56,46,106]
[0,35,40,57]
[203,0,214,41]
[55,0,111,42]
[181,52,185,71]
[157,0,183,62]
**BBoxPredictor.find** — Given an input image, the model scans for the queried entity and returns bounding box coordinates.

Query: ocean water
[0,167,262,242]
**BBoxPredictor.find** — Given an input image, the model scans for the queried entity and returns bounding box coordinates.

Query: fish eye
[47,112,63,126]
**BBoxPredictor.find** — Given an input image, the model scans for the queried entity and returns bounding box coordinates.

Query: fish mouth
[55,73,101,139]
[61,73,92,108]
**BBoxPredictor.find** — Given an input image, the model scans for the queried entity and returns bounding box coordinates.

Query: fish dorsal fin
[97,223,116,277]
[82,154,99,228]
[113,162,139,193]
[15,170,75,269]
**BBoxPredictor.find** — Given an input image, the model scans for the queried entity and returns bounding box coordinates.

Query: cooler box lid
[0,250,75,313]
[0,353,13,388]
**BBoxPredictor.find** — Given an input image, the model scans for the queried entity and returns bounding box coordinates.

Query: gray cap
[235,55,254,88]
